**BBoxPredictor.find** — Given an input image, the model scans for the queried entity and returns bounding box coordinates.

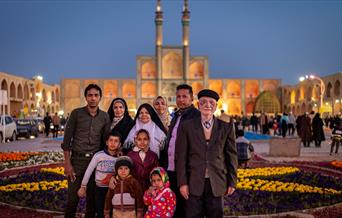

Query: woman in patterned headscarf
[107,98,134,143]
[153,96,171,131]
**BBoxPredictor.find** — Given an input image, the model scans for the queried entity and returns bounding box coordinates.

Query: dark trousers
[65,157,96,218]
[44,125,50,137]
[95,186,108,218]
[167,170,185,218]
[330,139,340,154]
[53,125,59,138]
[185,179,223,218]
[288,124,295,136]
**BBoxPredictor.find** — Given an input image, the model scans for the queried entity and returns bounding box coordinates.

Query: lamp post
[299,74,325,112]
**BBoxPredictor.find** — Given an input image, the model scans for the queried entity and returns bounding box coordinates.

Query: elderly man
[175,89,238,218]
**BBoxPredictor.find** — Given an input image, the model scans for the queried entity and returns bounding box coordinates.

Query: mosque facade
[61,0,283,116]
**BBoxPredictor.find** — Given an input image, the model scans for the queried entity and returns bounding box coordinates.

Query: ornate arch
[334,80,340,97]
[141,61,156,79]
[162,52,182,79]
[326,82,332,98]
[189,61,204,79]
[10,82,16,98]
[254,91,280,114]
[17,84,23,99]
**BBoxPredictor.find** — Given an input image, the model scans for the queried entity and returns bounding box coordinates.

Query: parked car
[0,115,17,142]
[15,119,39,139]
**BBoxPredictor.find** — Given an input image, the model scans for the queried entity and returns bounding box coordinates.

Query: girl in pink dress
[143,167,176,218]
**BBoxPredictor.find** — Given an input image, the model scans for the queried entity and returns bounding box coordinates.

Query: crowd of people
[61,84,238,218]
[220,110,341,150]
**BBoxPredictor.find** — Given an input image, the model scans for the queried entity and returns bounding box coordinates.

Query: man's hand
[64,161,76,182]
[77,186,86,198]
[179,185,189,200]
[225,186,235,196]
[108,176,118,190]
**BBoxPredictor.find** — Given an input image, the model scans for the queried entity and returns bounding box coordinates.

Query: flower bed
[0,152,64,171]
[0,166,341,215]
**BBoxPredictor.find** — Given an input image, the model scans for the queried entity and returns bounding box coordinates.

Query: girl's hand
[109,176,118,189]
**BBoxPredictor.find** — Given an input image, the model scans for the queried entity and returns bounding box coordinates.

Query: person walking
[61,84,111,218]
[312,113,325,147]
[159,84,200,218]
[175,89,238,218]
[43,112,52,137]
[52,112,60,138]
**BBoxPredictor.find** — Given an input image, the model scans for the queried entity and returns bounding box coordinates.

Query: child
[127,129,159,192]
[77,130,122,218]
[330,121,342,155]
[104,156,143,218]
[143,167,176,218]
[236,129,254,168]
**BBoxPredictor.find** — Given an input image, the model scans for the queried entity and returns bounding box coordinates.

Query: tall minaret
[155,0,163,95]
[182,0,190,82]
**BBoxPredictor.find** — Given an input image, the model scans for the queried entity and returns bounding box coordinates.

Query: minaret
[155,0,163,95]
[182,0,190,82]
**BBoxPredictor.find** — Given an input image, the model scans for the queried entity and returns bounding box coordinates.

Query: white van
[0,115,17,142]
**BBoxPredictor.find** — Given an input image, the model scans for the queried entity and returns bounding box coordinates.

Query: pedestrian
[104,156,144,218]
[287,112,296,136]
[280,113,289,138]
[52,112,60,138]
[330,120,342,155]
[312,113,325,147]
[61,84,111,218]
[159,84,200,218]
[175,89,238,218]
[43,112,52,137]
[107,97,134,143]
[236,129,254,168]
[300,112,312,147]
[127,129,159,192]
[77,130,122,218]
[143,167,176,218]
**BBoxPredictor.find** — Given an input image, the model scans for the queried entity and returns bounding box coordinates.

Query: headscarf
[153,96,171,129]
[107,98,134,143]
[149,167,170,188]
[124,103,167,157]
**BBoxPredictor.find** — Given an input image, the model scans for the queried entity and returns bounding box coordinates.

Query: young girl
[143,167,176,218]
[104,156,144,218]
[77,131,122,218]
[127,129,159,192]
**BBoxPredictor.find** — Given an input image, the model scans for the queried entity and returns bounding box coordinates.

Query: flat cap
[198,89,220,101]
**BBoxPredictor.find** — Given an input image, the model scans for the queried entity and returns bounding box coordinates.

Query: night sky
[0,0,341,85]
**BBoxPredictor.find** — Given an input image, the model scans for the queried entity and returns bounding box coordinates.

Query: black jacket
[159,105,200,169]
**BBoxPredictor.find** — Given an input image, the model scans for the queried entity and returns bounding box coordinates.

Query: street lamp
[299,74,325,112]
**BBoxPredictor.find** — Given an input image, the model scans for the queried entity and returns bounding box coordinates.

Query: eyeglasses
[199,99,216,106]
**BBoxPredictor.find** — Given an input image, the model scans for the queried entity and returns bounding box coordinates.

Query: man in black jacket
[160,84,200,218]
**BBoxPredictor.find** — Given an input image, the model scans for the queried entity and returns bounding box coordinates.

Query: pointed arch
[326,82,332,98]
[141,60,156,79]
[17,84,23,99]
[254,91,280,114]
[334,80,340,97]
[162,52,183,79]
[189,61,204,79]
[10,82,16,98]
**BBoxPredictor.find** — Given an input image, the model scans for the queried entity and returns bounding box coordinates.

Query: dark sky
[0,0,341,85]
